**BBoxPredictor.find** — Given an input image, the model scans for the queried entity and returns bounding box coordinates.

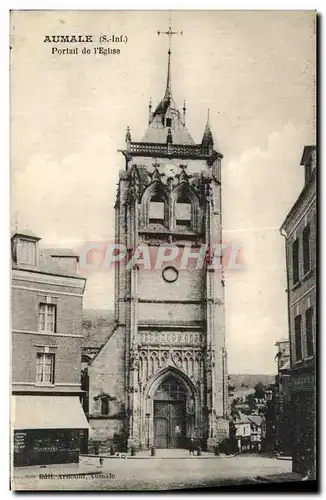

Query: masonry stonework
[88,41,228,452]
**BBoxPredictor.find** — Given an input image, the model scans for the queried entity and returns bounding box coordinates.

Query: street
[12,455,293,491]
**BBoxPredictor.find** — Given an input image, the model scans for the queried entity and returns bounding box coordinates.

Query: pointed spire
[183,100,186,124]
[125,126,131,143]
[164,48,172,100]
[201,109,214,147]
[166,127,173,144]
[148,98,153,124]
[158,20,183,102]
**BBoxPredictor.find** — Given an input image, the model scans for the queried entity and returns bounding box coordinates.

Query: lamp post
[264,389,275,452]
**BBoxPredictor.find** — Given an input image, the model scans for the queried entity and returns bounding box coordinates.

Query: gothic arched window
[149,192,165,225]
[175,192,192,228]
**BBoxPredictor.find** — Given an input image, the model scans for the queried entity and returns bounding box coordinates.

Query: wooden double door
[153,376,189,449]
[154,401,186,448]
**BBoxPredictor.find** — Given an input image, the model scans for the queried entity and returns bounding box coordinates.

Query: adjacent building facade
[232,412,251,453]
[274,339,292,456]
[11,232,89,466]
[280,145,316,477]
[88,33,228,452]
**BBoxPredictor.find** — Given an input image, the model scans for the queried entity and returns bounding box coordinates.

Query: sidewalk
[12,451,297,482]
[84,449,235,460]
[256,472,303,483]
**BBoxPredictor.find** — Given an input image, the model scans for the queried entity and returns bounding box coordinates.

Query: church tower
[88,23,228,452]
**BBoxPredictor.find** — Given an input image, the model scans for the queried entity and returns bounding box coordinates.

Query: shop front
[12,395,89,467]
[291,366,316,477]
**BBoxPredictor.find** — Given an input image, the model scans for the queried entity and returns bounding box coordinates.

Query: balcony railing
[128,142,215,159]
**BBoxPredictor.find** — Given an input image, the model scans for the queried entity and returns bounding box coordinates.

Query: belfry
[88,22,229,452]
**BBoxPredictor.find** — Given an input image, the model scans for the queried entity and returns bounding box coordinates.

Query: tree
[230,398,240,419]
[228,384,235,394]
[246,393,257,413]
[254,382,266,399]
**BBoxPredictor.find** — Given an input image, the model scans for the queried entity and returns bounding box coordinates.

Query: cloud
[12,133,121,243]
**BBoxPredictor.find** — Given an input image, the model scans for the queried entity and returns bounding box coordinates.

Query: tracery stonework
[87,23,228,452]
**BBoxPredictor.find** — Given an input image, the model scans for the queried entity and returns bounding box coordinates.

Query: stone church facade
[88,39,229,452]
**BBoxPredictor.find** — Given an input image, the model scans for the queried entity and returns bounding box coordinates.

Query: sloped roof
[248,415,262,427]
[82,309,115,348]
[44,248,79,258]
[12,248,83,280]
[300,145,316,165]
[142,122,195,145]
[234,412,251,424]
[279,359,290,371]
[141,45,195,146]
[11,230,41,240]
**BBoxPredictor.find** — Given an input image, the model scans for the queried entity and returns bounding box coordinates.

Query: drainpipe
[280,228,292,367]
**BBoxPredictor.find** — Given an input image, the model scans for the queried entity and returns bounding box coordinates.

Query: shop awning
[11,396,89,430]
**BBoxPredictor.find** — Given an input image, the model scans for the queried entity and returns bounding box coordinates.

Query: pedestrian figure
[99,457,104,467]
[189,434,196,456]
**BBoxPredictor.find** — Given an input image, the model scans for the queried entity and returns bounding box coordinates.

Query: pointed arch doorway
[153,374,188,449]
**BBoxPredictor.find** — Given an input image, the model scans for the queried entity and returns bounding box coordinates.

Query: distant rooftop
[234,412,251,424]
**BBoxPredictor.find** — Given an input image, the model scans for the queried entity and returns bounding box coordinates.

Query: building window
[166,118,172,127]
[36,353,55,384]
[16,238,36,266]
[303,223,311,275]
[176,193,192,228]
[149,193,166,225]
[292,238,300,285]
[39,303,57,333]
[294,315,302,362]
[305,307,314,357]
[100,397,109,416]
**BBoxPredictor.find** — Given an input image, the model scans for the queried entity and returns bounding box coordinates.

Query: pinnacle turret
[201,109,214,147]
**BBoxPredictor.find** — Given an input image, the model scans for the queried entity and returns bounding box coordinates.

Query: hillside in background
[229,373,276,391]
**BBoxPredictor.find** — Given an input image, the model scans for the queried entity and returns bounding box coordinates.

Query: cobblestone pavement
[12,455,293,491]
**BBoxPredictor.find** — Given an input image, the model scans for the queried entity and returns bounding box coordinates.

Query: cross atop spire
[158,18,183,51]
[158,19,183,100]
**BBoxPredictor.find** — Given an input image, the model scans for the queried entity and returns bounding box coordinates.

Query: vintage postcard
[10,10,316,491]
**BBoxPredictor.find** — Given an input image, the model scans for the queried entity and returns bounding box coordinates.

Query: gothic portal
[88,24,229,452]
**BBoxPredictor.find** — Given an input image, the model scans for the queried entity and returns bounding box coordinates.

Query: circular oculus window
[162,266,179,283]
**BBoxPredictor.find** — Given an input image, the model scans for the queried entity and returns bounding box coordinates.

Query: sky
[10,10,316,374]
